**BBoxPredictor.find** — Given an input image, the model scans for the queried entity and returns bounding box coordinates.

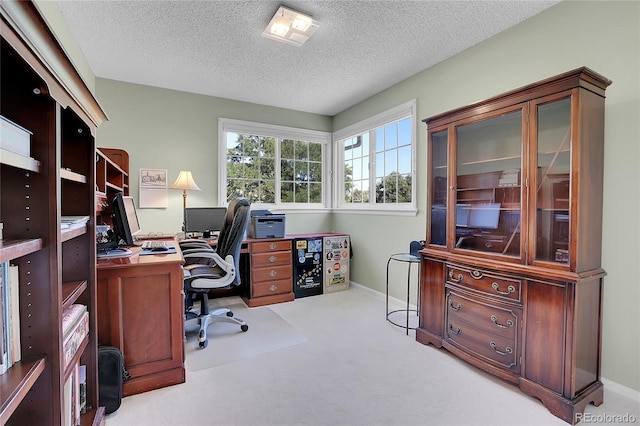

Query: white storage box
[1,115,32,157]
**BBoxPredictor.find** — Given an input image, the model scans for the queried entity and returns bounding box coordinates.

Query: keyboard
[141,240,169,251]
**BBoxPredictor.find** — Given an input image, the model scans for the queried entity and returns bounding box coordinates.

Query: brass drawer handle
[269,270,277,277]
[490,341,513,356]
[448,299,462,311]
[269,243,277,250]
[470,270,484,279]
[448,270,463,283]
[269,284,278,292]
[491,315,514,329]
[448,323,462,335]
[492,282,515,295]
[269,255,276,263]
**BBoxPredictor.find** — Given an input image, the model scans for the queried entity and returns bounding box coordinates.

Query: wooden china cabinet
[418,68,611,424]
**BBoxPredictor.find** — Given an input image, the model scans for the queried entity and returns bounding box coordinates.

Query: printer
[248,210,285,238]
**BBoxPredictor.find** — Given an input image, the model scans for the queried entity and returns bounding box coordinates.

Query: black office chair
[183,197,250,349]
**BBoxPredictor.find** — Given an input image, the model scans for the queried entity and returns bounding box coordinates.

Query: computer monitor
[111,193,141,246]
[467,203,501,229]
[184,207,227,235]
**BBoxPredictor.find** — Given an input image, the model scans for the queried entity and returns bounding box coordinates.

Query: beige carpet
[184,297,307,371]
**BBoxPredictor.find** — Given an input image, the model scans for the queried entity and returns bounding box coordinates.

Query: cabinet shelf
[62,280,88,310]
[60,168,87,184]
[0,357,47,425]
[0,238,44,262]
[0,148,41,172]
[61,225,88,242]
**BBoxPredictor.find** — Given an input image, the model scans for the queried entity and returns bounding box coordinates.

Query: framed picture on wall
[139,168,168,208]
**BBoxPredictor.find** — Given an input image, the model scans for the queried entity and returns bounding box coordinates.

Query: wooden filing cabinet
[242,237,295,307]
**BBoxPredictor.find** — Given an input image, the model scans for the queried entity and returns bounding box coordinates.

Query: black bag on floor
[98,346,130,414]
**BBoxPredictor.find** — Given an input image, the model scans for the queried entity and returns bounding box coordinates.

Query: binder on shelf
[0,115,32,157]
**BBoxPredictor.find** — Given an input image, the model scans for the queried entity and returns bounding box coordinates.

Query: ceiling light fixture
[262,5,319,47]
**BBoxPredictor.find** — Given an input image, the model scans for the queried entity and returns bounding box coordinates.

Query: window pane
[259,157,275,179]
[362,133,369,154]
[385,124,397,150]
[349,180,359,202]
[295,140,308,160]
[261,179,275,203]
[385,150,397,175]
[281,159,294,181]
[309,143,322,162]
[398,174,411,202]
[281,139,294,158]
[309,162,322,182]
[362,179,370,202]
[309,182,322,203]
[353,158,362,181]
[398,118,411,146]
[281,181,294,202]
[262,137,275,157]
[352,135,363,158]
[375,128,384,152]
[295,183,308,202]
[397,146,411,174]
[375,152,384,178]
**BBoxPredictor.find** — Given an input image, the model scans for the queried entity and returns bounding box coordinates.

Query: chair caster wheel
[199,340,208,349]
[226,311,234,317]
[241,324,249,332]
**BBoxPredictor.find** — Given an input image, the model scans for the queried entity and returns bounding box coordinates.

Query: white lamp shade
[170,170,201,191]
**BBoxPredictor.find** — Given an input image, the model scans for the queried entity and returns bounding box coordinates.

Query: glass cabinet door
[429,130,448,246]
[454,109,523,257]
[533,96,572,265]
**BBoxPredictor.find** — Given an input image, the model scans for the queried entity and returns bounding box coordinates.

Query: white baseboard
[350,280,417,310]
[602,378,640,402]
[349,281,640,402]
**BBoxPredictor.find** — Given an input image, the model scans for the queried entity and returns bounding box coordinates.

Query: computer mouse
[152,246,169,252]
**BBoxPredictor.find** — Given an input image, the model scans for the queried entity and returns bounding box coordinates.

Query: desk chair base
[186,302,248,349]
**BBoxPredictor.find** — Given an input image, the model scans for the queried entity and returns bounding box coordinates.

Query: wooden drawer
[252,250,291,268]
[252,264,292,283]
[252,278,293,297]
[446,315,519,372]
[446,264,522,303]
[446,291,520,341]
[251,240,291,253]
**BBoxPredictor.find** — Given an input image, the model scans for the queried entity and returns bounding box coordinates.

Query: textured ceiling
[55,0,559,116]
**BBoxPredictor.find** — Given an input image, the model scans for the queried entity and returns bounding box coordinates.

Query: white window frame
[333,99,417,215]
[218,118,332,211]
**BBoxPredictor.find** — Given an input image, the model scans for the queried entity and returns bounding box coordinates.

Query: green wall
[333,0,640,394]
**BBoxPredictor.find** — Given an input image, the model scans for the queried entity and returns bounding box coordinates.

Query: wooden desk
[96,241,185,396]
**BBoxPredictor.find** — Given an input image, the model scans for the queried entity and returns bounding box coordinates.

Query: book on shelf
[78,364,87,414]
[63,310,89,369]
[63,360,82,426]
[8,264,20,364]
[0,262,7,375]
[62,304,87,336]
[61,216,90,230]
